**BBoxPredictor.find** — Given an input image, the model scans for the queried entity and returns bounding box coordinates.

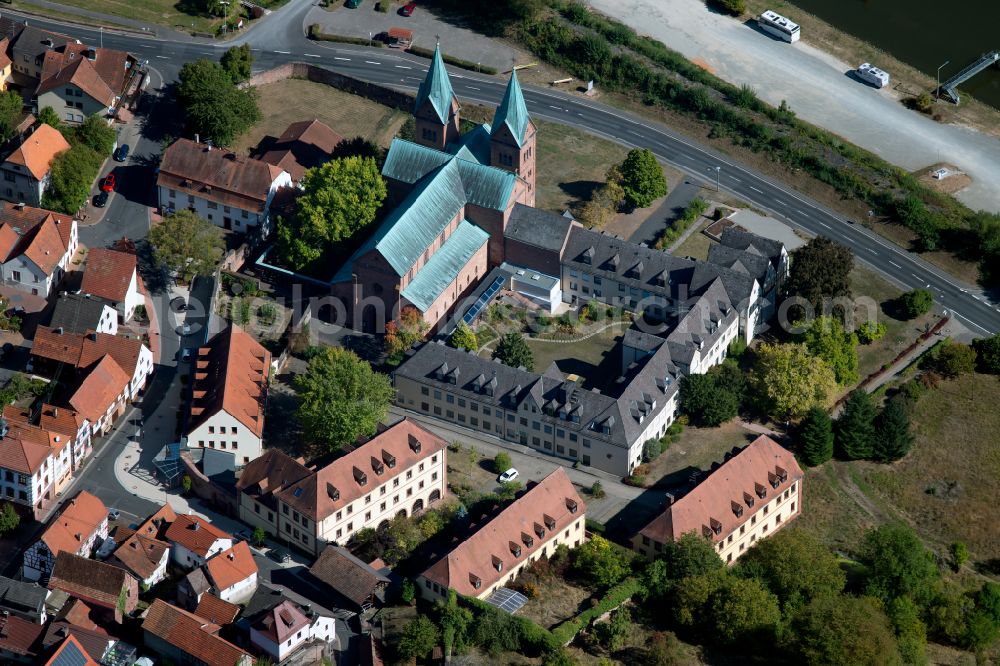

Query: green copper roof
[447,123,492,165]
[414,44,456,125]
[402,220,490,312]
[491,69,530,147]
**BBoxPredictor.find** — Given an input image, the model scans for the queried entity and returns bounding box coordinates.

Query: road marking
[889,261,901,268]
[912,273,921,279]
[274,50,291,54]
[750,186,763,193]
[819,222,831,229]
[954,311,991,334]
[867,248,878,254]
[334,56,350,61]
[629,130,643,136]
[155,55,168,59]
[466,86,480,90]
[728,175,741,182]
[774,198,787,206]
[200,52,214,55]
[305,54,322,58]
[548,105,562,110]
[394,65,411,69]
[364,60,381,64]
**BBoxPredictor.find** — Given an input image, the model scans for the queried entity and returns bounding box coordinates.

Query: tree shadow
[558,179,604,203]
[134,239,170,295]
[341,333,383,364]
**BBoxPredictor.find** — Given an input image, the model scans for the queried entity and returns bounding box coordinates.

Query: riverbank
[743,0,1000,141]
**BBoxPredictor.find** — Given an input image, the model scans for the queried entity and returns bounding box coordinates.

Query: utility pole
[220,1,230,34]
[100,26,103,49]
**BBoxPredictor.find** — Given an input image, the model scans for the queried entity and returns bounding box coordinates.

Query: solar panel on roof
[485,587,529,614]
[51,640,88,666]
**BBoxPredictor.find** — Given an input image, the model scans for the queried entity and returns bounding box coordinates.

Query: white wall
[170,537,232,569]
[188,410,261,467]
[215,571,257,604]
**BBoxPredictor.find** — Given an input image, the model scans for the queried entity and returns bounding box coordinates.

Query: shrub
[493,451,512,475]
[590,481,606,499]
[972,333,1000,373]
[950,542,969,572]
[708,0,746,15]
[406,45,498,74]
[857,321,887,344]
[900,288,934,318]
[642,438,662,462]
[924,341,977,378]
[401,578,416,604]
[550,578,644,646]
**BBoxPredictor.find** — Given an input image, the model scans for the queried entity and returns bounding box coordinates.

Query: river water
[786,0,1000,109]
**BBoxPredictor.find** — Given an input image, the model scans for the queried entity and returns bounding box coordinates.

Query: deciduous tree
[398,616,440,660]
[449,322,478,351]
[572,535,631,590]
[802,316,859,385]
[836,389,877,460]
[0,502,19,536]
[220,44,253,83]
[861,524,939,605]
[148,209,225,283]
[492,331,534,371]
[594,606,633,650]
[493,452,512,475]
[619,148,666,208]
[783,237,853,312]
[886,596,928,666]
[657,531,724,584]
[678,371,739,426]
[798,406,834,466]
[276,156,387,271]
[37,106,61,130]
[42,144,101,214]
[177,58,260,146]
[792,595,902,666]
[972,333,1000,373]
[0,91,23,142]
[873,397,914,463]
[75,114,117,154]
[748,343,837,420]
[900,288,933,319]
[925,341,976,378]
[708,575,781,643]
[295,347,394,452]
[384,307,428,360]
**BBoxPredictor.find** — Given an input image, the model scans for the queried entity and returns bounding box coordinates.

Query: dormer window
[743,491,755,508]
[510,541,522,557]
[768,472,780,489]
[492,555,503,572]
[543,514,556,530]
[534,523,545,539]
[485,376,497,397]
[521,532,534,548]
[470,574,482,589]
[408,435,421,454]
[327,483,339,501]
[776,466,788,482]
[566,498,578,514]
[353,466,368,487]
[731,501,743,518]
[371,457,385,476]
[710,517,723,535]
[581,247,594,265]
[382,450,396,469]
[755,482,767,499]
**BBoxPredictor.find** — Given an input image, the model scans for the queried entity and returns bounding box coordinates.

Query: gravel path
[586,0,1000,213]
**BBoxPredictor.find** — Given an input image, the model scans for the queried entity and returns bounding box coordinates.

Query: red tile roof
[205,540,256,592]
[0,613,45,657]
[158,138,285,212]
[0,435,52,474]
[164,514,232,558]
[17,215,68,274]
[235,448,312,502]
[4,124,70,180]
[69,355,130,422]
[36,44,129,107]
[639,435,803,545]
[259,119,343,182]
[111,533,169,582]
[252,599,310,644]
[55,598,102,632]
[0,201,75,249]
[422,468,584,597]
[32,326,145,377]
[188,325,270,438]
[142,599,251,666]
[277,418,447,521]
[38,491,107,557]
[39,404,84,439]
[48,552,136,611]
[194,593,241,626]
[80,247,136,304]
[43,634,99,666]
[133,503,177,540]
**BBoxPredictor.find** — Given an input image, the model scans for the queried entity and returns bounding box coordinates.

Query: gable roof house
[165,514,233,569]
[48,293,118,336]
[142,599,252,666]
[0,124,71,207]
[249,598,337,663]
[157,138,292,235]
[235,448,312,538]
[204,540,258,604]
[308,545,390,611]
[43,634,100,666]
[0,200,78,303]
[193,593,241,626]
[34,43,132,124]
[418,468,584,601]
[258,118,343,184]
[47,552,138,622]
[0,429,57,517]
[0,612,47,663]
[0,575,49,623]
[109,533,170,588]
[186,324,271,467]
[273,418,448,555]
[79,247,143,323]
[634,435,804,564]
[23,491,108,582]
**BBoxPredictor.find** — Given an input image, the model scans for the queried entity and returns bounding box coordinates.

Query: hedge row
[654,196,708,250]
[307,24,385,47]
[549,577,644,646]
[463,595,560,652]
[406,45,499,75]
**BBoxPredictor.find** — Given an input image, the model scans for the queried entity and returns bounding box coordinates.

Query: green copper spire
[414,43,456,125]
[491,69,530,147]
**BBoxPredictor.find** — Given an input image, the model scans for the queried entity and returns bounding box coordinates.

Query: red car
[399,1,416,16]
[100,173,116,192]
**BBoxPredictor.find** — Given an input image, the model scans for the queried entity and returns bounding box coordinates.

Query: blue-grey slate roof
[402,220,490,311]
[414,44,456,125]
[492,70,531,147]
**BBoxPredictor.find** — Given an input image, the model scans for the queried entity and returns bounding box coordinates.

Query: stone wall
[244,63,414,112]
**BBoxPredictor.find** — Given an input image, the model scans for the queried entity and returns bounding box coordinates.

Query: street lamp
[713,165,721,192]
[936,60,950,100]
[220,1,230,34]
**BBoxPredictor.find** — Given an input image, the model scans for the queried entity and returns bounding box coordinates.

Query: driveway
[587,0,1000,214]
[306,3,518,71]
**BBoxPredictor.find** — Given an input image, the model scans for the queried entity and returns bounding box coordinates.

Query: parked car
[180,348,192,361]
[93,190,109,207]
[234,530,251,543]
[269,548,291,563]
[498,468,519,483]
[100,173,116,192]
[113,144,130,162]
[399,1,416,16]
[345,0,361,7]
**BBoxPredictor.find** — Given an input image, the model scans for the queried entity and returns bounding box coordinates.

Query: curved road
[13,7,1000,336]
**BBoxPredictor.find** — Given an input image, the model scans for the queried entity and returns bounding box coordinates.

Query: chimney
[89,332,97,341]
[195,133,199,144]
[228,552,234,560]
[192,522,200,531]
[52,408,58,417]
[15,202,25,210]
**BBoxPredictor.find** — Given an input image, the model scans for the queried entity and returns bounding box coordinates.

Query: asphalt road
[12,10,1000,341]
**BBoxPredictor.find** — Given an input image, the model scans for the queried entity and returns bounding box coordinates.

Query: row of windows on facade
[168,190,252,217]
[197,440,239,450]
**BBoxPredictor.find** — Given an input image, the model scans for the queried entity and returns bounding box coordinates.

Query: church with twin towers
[331,44,540,332]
